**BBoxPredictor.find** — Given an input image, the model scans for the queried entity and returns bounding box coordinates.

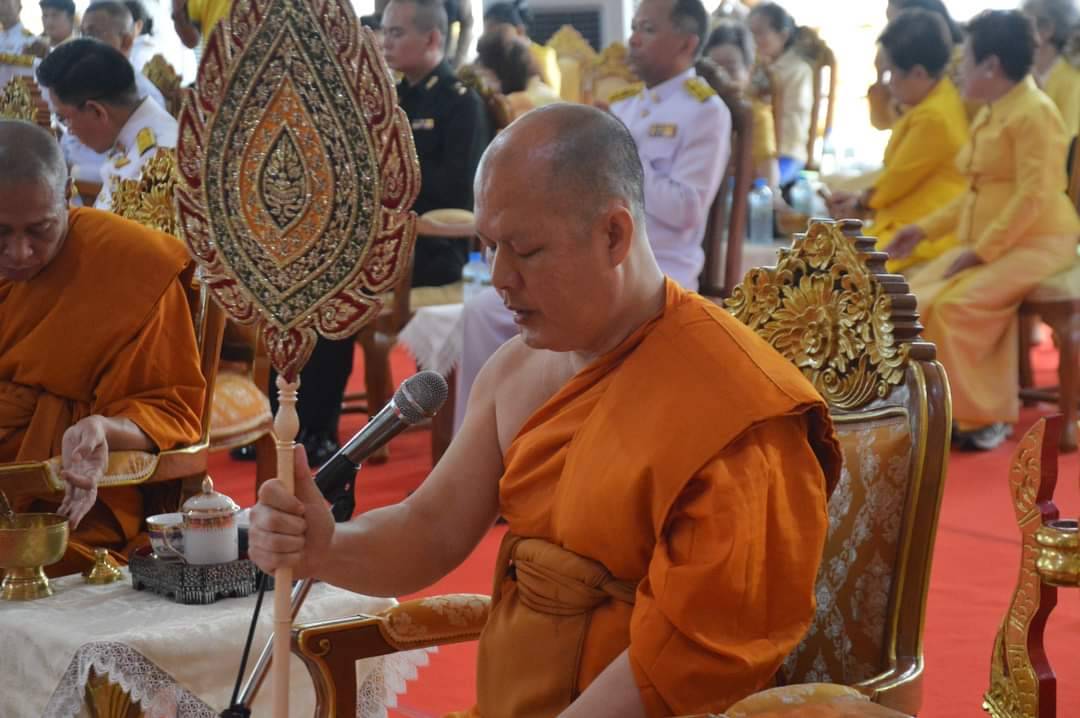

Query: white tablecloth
[0,571,432,718]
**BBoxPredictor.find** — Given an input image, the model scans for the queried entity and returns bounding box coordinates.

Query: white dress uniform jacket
[610,67,731,290]
[94,97,178,211]
[0,22,35,54]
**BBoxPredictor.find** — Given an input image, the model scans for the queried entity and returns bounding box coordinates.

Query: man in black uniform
[383,0,491,286]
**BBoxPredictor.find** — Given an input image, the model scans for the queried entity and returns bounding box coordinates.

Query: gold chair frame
[546,25,597,104]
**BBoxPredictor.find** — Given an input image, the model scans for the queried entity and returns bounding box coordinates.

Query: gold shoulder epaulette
[453,81,467,96]
[136,127,157,156]
[608,83,644,104]
[684,77,716,102]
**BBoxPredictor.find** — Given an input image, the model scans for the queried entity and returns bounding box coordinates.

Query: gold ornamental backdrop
[174,0,420,381]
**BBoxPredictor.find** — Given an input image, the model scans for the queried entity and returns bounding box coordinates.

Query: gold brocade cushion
[1024,259,1080,304]
[208,371,272,451]
[376,593,490,648]
[722,684,910,717]
[781,413,913,686]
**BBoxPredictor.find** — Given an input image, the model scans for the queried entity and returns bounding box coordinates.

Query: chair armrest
[292,593,489,718]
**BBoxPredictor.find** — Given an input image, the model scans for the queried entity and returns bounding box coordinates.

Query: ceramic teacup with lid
[177,477,240,564]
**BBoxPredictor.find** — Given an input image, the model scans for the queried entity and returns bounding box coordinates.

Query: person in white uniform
[36,38,177,212]
[452,0,729,432]
[80,1,166,109]
[0,0,44,54]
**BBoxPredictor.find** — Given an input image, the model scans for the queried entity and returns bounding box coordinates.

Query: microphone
[315,370,449,521]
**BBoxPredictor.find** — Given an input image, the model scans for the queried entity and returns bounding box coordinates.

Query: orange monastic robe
[0,208,205,569]
[476,280,841,717]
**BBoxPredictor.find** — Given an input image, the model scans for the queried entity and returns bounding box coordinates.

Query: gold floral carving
[110,149,181,235]
[984,418,1059,718]
[726,219,912,410]
[0,75,49,128]
[142,54,181,115]
[547,24,597,64]
[174,0,420,380]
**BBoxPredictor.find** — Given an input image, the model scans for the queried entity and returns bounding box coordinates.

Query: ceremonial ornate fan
[174,0,420,711]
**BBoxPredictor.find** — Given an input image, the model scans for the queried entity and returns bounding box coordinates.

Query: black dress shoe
[304,434,341,467]
[229,444,257,462]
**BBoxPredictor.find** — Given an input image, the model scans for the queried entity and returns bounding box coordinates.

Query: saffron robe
[476,280,841,717]
[0,208,205,570]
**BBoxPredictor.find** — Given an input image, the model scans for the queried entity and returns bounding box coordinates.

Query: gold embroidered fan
[173,0,419,712]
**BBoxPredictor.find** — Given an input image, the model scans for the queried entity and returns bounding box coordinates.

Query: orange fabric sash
[0,379,85,462]
[476,533,636,718]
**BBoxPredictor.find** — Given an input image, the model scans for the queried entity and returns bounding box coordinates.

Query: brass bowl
[0,513,69,600]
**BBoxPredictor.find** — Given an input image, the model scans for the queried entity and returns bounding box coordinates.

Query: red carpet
[211,338,1080,717]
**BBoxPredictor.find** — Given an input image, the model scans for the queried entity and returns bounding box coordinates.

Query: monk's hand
[59,416,108,528]
[248,446,335,578]
[943,249,984,279]
[885,225,925,260]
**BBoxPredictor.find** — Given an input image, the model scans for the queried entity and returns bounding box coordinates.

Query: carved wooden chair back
[457,63,513,131]
[142,54,183,117]
[584,42,638,105]
[790,27,836,170]
[546,25,597,103]
[726,219,951,715]
[696,59,753,299]
[0,56,50,129]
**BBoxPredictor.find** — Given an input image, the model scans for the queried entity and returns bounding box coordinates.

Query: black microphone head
[394,371,449,424]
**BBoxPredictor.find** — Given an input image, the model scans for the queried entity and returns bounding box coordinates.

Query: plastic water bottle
[789,171,815,217]
[748,179,774,245]
[462,251,490,303]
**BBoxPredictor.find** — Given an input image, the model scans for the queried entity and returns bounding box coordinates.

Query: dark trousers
[412,236,468,287]
[269,335,355,442]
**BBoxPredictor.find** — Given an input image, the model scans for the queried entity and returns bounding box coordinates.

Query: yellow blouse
[868,77,968,270]
[1042,56,1080,138]
[186,0,231,45]
[918,76,1080,263]
[751,97,776,166]
[767,48,812,162]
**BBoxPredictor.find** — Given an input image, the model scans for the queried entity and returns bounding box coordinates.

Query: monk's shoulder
[656,293,823,406]
[70,207,191,274]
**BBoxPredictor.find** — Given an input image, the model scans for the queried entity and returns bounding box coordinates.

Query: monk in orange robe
[249,104,840,716]
[0,120,205,574]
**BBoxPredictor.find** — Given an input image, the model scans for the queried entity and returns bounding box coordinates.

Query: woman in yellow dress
[868,0,964,130]
[1022,0,1080,136]
[747,2,811,185]
[704,19,779,188]
[887,10,1080,451]
[828,9,969,274]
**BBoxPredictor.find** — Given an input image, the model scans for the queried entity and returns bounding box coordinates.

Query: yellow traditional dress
[868,77,969,273]
[910,77,1080,430]
[1041,56,1080,137]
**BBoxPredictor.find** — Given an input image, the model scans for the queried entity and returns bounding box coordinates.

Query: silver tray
[129,545,270,604]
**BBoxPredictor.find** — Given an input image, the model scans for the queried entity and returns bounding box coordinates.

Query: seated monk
[0,120,205,575]
[250,104,841,716]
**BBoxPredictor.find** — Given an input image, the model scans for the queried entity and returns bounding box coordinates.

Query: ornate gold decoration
[547,25,597,65]
[984,416,1061,718]
[142,54,182,116]
[110,148,181,235]
[0,75,49,128]
[726,219,918,410]
[0,52,35,67]
[174,0,420,380]
[585,42,639,104]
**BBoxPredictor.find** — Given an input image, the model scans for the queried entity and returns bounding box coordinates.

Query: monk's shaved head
[478,104,646,228]
[0,120,68,197]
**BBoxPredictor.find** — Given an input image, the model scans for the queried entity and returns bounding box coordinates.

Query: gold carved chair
[1016,138,1080,452]
[546,25,597,104]
[289,220,947,717]
[584,41,639,106]
[696,58,754,300]
[0,73,50,128]
[142,54,183,117]
[982,414,1079,718]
